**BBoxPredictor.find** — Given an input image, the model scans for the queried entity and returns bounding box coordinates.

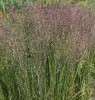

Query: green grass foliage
[0,0,93,13]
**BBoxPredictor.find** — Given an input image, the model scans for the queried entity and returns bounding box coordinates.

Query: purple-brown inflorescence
[0,3,95,60]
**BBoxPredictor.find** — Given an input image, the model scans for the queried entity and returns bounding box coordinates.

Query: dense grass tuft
[0,3,95,100]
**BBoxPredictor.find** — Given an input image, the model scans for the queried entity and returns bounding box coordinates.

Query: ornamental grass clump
[0,3,95,100]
